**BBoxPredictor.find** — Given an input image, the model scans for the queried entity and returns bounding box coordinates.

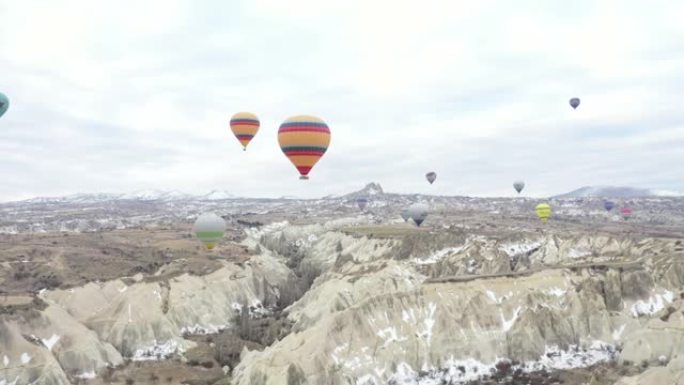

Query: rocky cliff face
[0,249,297,384]
[1,209,684,385]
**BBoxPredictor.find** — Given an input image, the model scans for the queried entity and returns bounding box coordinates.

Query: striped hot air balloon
[535,203,551,223]
[230,112,260,151]
[278,115,331,180]
[620,207,633,220]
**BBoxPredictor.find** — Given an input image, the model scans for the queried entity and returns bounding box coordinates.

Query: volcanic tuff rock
[2,194,684,384]
[0,251,296,384]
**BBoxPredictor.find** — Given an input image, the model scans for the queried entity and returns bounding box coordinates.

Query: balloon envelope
[535,203,551,223]
[426,172,437,184]
[400,209,410,222]
[407,203,429,226]
[0,92,9,119]
[193,213,226,250]
[356,197,369,211]
[230,112,260,150]
[513,181,525,194]
[278,115,331,179]
[569,97,580,109]
[604,201,615,211]
[620,207,633,220]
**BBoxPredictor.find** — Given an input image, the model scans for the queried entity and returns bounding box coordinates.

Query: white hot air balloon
[407,203,429,226]
[193,213,226,250]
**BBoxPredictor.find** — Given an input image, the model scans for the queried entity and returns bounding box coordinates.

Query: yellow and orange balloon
[230,112,260,151]
[278,115,331,179]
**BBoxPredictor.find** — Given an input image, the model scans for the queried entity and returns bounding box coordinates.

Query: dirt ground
[0,227,251,296]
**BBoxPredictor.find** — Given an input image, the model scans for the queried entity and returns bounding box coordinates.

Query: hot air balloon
[407,203,429,226]
[400,209,410,222]
[569,98,580,109]
[192,213,226,250]
[535,203,551,223]
[230,112,260,151]
[620,207,633,220]
[0,92,9,119]
[513,181,525,194]
[604,200,615,212]
[356,196,369,211]
[278,115,331,180]
[426,172,437,184]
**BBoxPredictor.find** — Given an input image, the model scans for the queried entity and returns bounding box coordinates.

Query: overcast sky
[0,0,682,201]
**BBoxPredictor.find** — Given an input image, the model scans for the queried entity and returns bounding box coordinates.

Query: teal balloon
[0,93,8,119]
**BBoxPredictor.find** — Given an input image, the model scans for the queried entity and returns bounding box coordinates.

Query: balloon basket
[299,175,309,180]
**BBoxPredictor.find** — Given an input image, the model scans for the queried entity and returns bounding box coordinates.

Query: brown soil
[0,228,251,295]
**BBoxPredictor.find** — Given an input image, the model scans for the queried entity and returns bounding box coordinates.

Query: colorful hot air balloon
[513,181,525,194]
[426,172,437,184]
[192,213,226,250]
[604,200,615,212]
[356,196,369,211]
[407,203,429,226]
[278,115,331,180]
[620,207,633,220]
[230,112,260,151]
[569,98,580,109]
[0,92,9,119]
[535,203,551,223]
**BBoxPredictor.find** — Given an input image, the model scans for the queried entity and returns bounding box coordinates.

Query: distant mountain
[13,189,237,204]
[553,186,684,199]
[339,183,385,199]
[201,190,237,200]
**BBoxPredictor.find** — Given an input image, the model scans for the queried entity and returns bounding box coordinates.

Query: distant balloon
[356,196,369,211]
[407,203,429,226]
[604,200,615,212]
[230,112,260,151]
[620,207,633,220]
[426,172,437,185]
[0,92,9,119]
[278,115,331,180]
[193,213,226,250]
[569,98,580,109]
[400,209,410,222]
[513,181,525,194]
[535,203,552,223]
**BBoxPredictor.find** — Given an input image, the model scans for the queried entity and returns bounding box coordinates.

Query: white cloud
[0,0,682,200]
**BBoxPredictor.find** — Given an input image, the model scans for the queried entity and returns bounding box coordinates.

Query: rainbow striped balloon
[278,115,331,179]
[230,112,260,151]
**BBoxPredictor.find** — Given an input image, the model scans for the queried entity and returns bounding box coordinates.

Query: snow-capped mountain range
[18,189,238,204]
[5,184,684,205]
[553,186,684,199]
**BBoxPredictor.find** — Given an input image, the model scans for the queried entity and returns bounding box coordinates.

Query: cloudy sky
[0,0,682,201]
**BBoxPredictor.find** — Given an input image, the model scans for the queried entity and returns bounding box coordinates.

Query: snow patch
[613,324,626,341]
[132,340,183,361]
[501,306,522,332]
[42,334,61,351]
[75,370,97,379]
[631,291,674,317]
[387,341,617,384]
[499,241,542,257]
[377,327,408,348]
[413,246,464,265]
[547,287,567,297]
[20,353,31,365]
